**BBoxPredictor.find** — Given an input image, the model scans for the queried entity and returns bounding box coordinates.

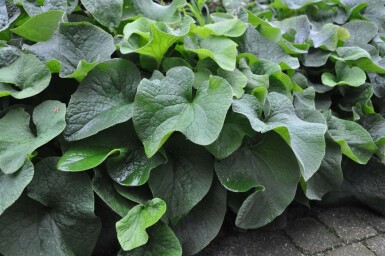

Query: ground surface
[198,204,385,256]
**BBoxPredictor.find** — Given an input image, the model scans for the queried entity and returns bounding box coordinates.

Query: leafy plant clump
[1,0,385,255]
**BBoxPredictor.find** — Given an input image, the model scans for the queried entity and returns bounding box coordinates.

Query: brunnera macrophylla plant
[1,0,385,255]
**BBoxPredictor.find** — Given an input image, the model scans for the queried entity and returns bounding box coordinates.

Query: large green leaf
[11,10,65,42]
[0,1,20,32]
[233,93,327,180]
[0,54,51,98]
[0,44,22,68]
[149,136,213,224]
[271,15,311,44]
[133,66,233,157]
[237,25,299,69]
[0,159,33,215]
[184,34,238,71]
[121,16,194,64]
[116,198,166,251]
[118,222,182,256]
[321,61,366,87]
[173,179,227,256]
[0,100,66,174]
[25,22,115,79]
[325,112,378,164]
[65,59,140,141]
[192,18,247,38]
[0,157,101,256]
[81,0,123,27]
[215,132,301,229]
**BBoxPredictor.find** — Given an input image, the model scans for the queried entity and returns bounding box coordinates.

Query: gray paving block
[285,217,341,254]
[354,208,385,233]
[198,230,303,256]
[365,235,385,256]
[325,243,375,256]
[318,208,377,243]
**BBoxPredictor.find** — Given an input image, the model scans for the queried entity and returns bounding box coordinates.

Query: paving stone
[285,217,341,254]
[354,208,385,233]
[318,208,377,243]
[365,235,385,256]
[325,243,375,256]
[198,230,303,256]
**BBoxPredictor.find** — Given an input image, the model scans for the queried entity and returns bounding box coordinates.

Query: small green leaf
[0,54,51,99]
[118,222,182,256]
[133,67,233,157]
[116,198,166,251]
[121,16,194,64]
[322,61,366,87]
[0,100,66,174]
[311,24,350,51]
[217,67,248,98]
[130,0,186,23]
[64,59,140,141]
[11,10,65,42]
[192,18,247,38]
[0,159,33,215]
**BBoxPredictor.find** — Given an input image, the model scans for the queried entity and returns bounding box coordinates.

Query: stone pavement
[198,204,385,256]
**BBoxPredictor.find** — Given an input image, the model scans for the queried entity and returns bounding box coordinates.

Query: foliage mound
[1,0,385,255]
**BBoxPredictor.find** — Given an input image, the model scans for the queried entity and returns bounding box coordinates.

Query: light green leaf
[184,34,237,71]
[0,157,101,256]
[237,25,299,69]
[0,100,66,174]
[271,15,311,44]
[118,222,182,256]
[149,136,213,224]
[321,61,366,87]
[116,198,166,251]
[273,0,322,9]
[215,132,300,229]
[11,10,65,42]
[311,23,350,51]
[192,18,247,37]
[133,67,233,157]
[92,169,134,217]
[325,112,378,164]
[121,16,194,64]
[64,59,140,141]
[81,0,123,27]
[0,54,51,99]
[173,179,227,256]
[25,22,115,79]
[0,159,33,216]
[303,139,343,200]
[233,93,327,180]
[129,0,186,23]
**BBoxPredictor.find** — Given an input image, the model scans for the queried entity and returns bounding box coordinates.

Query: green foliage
[1,0,385,255]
